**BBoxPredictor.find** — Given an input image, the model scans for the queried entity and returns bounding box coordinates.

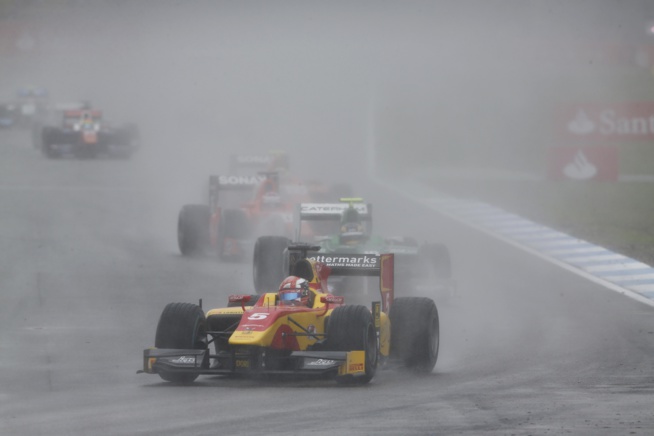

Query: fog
[3,0,652,363]
[7,0,653,181]
[3,1,654,434]
[3,0,651,344]
[5,0,650,226]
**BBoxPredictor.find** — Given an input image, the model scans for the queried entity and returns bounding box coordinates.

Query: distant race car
[36,103,139,158]
[31,101,83,149]
[178,151,352,260]
[138,244,440,385]
[252,198,454,301]
[177,171,303,260]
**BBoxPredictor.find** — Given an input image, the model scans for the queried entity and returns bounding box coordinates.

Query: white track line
[373,176,654,309]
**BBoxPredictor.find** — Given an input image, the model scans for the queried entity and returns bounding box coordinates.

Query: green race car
[253,199,455,302]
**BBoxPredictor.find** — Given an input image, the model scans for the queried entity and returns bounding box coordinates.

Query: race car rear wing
[64,109,102,118]
[296,202,371,221]
[229,154,273,174]
[228,151,289,174]
[287,244,394,312]
[208,174,266,209]
[294,202,372,241]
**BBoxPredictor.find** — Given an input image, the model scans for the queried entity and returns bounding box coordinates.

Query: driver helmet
[278,276,311,306]
[339,207,366,245]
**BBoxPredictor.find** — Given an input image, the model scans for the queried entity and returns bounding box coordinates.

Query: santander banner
[561,102,654,142]
[548,146,619,181]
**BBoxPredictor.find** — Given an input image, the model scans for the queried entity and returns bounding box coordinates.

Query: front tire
[325,305,378,384]
[390,297,439,373]
[154,302,207,383]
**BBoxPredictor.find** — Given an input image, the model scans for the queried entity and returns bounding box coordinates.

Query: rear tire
[252,236,290,293]
[177,204,210,256]
[325,305,378,384]
[390,297,439,373]
[154,302,207,383]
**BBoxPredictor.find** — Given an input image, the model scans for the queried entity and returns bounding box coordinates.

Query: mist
[3,2,654,433]
[7,1,651,177]
[4,0,651,358]
[3,0,651,326]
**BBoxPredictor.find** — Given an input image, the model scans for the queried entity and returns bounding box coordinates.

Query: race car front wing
[138,348,366,378]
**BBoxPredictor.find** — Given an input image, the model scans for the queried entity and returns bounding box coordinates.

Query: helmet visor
[280,291,302,301]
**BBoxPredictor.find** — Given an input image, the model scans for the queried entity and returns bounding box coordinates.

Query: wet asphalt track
[1,130,654,436]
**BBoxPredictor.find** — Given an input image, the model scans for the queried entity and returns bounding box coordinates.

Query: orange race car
[177,152,352,260]
[177,171,307,259]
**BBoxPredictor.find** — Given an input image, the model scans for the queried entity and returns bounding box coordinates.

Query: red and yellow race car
[139,245,440,384]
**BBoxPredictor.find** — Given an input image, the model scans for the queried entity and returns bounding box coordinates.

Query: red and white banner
[548,146,619,181]
[559,102,654,142]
